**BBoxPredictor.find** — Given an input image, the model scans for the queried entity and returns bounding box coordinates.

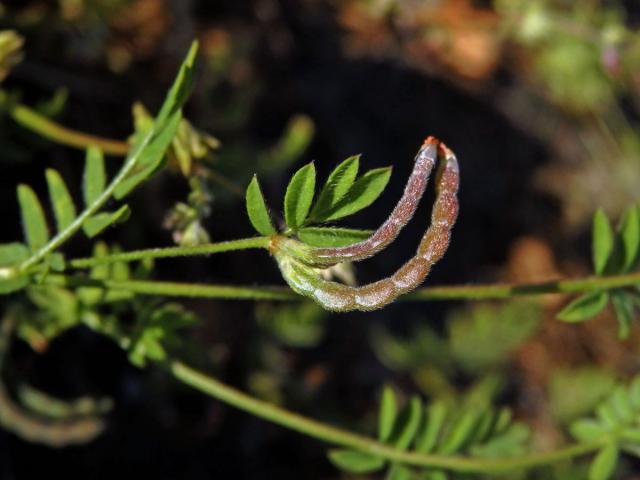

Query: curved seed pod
[301,137,439,267]
[275,143,459,312]
[0,313,106,447]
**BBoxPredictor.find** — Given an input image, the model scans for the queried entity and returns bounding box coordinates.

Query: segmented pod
[274,140,459,312]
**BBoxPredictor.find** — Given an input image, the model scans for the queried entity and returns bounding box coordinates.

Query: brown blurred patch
[339,0,503,81]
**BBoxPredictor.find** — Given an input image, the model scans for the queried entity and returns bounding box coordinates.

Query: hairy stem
[67,237,271,269]
[169,360,602,473]
[9,103,130,156]
[44,270,640,302]
[44,275,294,301]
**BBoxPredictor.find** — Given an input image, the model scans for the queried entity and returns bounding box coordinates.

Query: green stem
[8,103,130,156]
[169,360,602,473]
[405,270,640,300]
[44,270,640,303]
[44,275,294,301]
[68,237,271,269]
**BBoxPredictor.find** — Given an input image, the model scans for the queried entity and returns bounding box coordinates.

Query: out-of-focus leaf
[612,291,635,339]
[570,419,609,442]
[550,368,617,424]
[415,401,448,453]
[45,169,76,231]
[390,396,423,450]
[259,114,314,172]
[386,464,412,480]
[557,292,609,323]
[589,444,618,480]
[592,208,614,275]
[378,385,397,442]
[437,410,481,454]
[619,206,640,271]
[284,162,316,230]
[327,449,385,474]
[246,175,276,235]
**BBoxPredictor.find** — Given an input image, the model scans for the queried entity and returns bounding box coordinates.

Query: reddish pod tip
[423,136,439,146]
[438,141,454,158]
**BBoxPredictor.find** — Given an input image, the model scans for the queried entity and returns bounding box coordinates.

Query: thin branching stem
[168,360,602,473]
[67,237,271,269]
[18,126,158,272]
[8,103,130,156]
[44,270,640,302]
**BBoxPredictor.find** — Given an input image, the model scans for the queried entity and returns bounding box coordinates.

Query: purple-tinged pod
[275,142,459,312]
[301,137,440,267]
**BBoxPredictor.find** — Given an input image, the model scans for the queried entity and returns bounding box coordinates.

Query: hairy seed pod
[275,140,459,312]
[304,137,439,268]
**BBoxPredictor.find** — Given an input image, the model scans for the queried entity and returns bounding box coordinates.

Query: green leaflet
[570,419,609,442]
[415,401,448,453]
[113,41,198,199]
[592,208,614,275]
[113,110,182,199]
[284,162,316,230]
[378,385,398,442]
[246,175,276,235]
[0,243,29,267]
[320,166,392,222]
[308,154,360,222]
[386,464,412,480]
[154,41,199,127]
[82,205,131,238]
[17,184,49,252]
[611,291,634,339]
[297,227,372,247]
[0,243,29,294]
[589,444,618,480]
[327,449,385,474]
[83,146,106,207]
[437,410,481,454]
[45,169,76,232]
[389,396,423,450]
[619,205,640,272]
[557,291,609,323]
